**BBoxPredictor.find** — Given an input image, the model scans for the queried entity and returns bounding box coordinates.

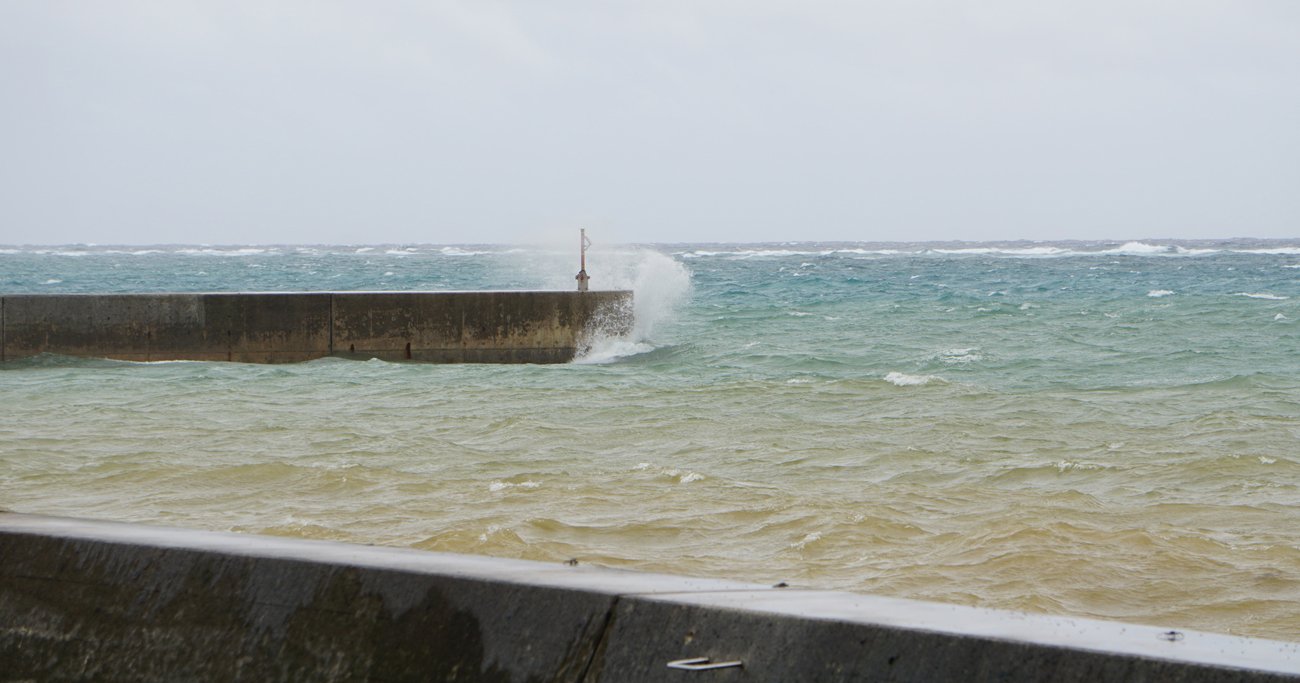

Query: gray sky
[1,1,1297,245]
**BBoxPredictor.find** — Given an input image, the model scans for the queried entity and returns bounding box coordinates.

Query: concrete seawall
[0,290,631,364]
[2,514,1296,681]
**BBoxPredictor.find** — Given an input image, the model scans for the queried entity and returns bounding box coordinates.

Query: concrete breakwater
[0,290,631,364]
[1,514,1297,682]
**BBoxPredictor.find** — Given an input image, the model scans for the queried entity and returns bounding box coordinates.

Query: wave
[884,371,943,387]
[573,338,657,364]
[1235,247,1300,255]
[1235,292,1290,301]
[175,247,276,256]
[439,246,494,256]
[673,240,1300,260]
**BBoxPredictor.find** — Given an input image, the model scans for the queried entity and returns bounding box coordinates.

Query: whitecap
[884,372,940,386]
[40,279,63,285]
[573,339,656,364]
[176,247,269,256]
[1055,461,1104,472]
[1234,247,1300,255]
[791,532,822,550]
[679,472,704,484]
[489,481,540,492]
[1103,242,1173,256]
[937,348,981,364]
[1147,290,1175,298]
[1275,313,1289,321]
[1259,456,1277,465]
[1236,293,1289,301]
[787,311,813,317]
[478,524,505,542]
[932,246,1070,257]
[440,246,489,256]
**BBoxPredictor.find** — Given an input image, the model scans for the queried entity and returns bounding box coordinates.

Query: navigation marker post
[576,229,591,292]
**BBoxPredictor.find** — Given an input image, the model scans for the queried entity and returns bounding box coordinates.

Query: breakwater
[0,290,631,364]
[1,514,1296,682]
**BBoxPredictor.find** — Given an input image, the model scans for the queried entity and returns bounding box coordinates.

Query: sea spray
[573,248,692,363]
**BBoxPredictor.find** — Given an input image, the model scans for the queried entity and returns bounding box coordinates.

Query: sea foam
[884,372,941,386]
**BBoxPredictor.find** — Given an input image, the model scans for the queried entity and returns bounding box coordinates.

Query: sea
[2,239,1298,642]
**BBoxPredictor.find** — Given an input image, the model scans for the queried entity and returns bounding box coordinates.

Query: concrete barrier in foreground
[0,290,632,364]
[1,514,1297,682]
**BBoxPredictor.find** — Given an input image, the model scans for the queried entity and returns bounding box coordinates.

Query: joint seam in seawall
[575,595,619,683]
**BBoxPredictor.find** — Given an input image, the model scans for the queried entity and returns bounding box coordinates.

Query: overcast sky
[1,1,1296,245]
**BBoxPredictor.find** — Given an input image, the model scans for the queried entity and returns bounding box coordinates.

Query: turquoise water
[2,240,1298,641]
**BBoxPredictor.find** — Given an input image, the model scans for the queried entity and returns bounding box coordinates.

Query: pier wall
[0,290,631,364]
[1,514,1296,682]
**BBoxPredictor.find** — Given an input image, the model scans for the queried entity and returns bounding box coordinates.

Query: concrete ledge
[0,290,632,364]
[1,513,1296,681]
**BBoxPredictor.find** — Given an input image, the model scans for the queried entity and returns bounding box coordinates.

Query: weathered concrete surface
[332,291,626,363]
[1,514,1297,682]
[0,290,631,364]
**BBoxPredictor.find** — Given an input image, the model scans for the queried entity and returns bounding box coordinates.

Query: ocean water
[2,239,1298,641]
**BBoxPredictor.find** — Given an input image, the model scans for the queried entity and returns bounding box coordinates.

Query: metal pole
[576,229,591,292]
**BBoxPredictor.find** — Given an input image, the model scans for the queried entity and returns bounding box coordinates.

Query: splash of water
[574,248,692,363]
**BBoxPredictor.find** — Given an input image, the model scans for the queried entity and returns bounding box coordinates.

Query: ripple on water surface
[3,242,1299,642]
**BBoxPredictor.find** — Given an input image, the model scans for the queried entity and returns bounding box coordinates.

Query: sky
[1,1,1297,245]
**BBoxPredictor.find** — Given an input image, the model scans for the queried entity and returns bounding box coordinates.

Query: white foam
[573,249,692,363]
[1236,292,1289,300]
[1235,247,1300,255]
[836,248,902,255]
[884,372,940,386]
[440,246,490,256]
[791,532,822,550]
[937,348,981,364]
[488,480,540,492]
[176,247,271,256]
[1275,313,1289,321]
[1103,241,1173,256]
[1147,290,1175,298]
[931,246,1070,257]
[1055,460,1104,472]
[573,339,656,365]
[657,243,1300,261]
[40,279,62,285]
